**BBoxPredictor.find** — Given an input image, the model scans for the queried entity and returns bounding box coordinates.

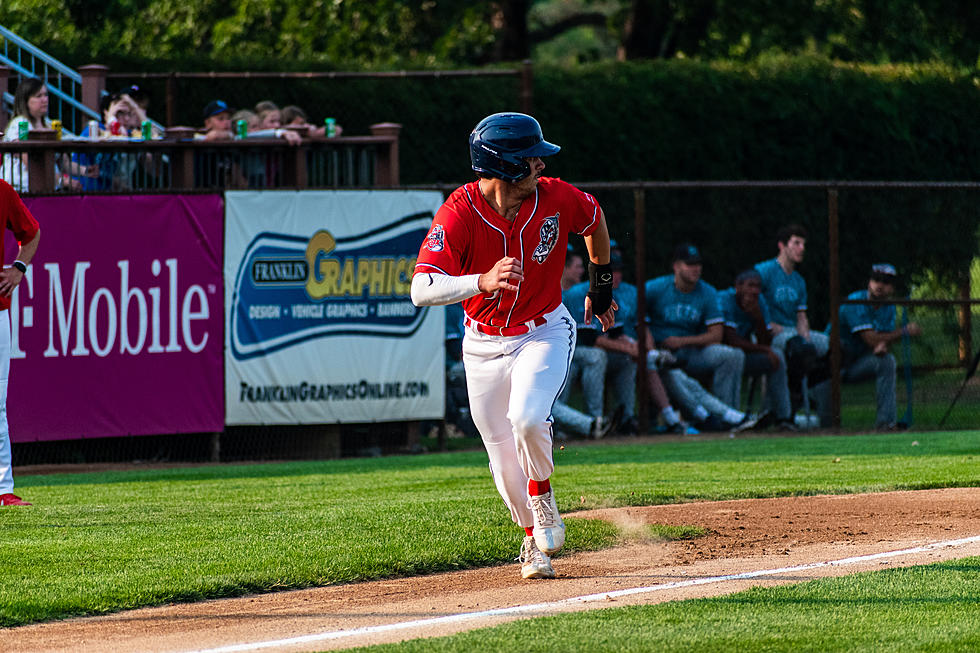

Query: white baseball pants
[463,304,575,528]
[0,312,14,494]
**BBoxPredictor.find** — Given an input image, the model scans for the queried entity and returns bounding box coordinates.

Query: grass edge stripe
[180,534,980,653]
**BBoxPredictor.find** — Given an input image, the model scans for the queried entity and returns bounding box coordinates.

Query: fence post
[520,60,534,114]
[827,187,842,429]
[166,127,196,189]
[0,65,10,133]
[633,187,649,433]
[283,138,309,189]
[27,129,58,193]
[370,122,401,186]
[958,270,972,365]
[78,64,108,114]
[166,73,177,128]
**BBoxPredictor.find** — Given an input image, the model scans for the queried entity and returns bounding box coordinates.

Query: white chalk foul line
[182,534,980,653]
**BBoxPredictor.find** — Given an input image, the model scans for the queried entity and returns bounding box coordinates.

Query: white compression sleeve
[411,272,482,306]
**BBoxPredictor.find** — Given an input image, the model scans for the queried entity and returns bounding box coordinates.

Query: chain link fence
[11,177,980,468]
[580,181,980,433]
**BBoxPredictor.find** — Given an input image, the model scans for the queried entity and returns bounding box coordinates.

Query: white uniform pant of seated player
[463,304,570,556]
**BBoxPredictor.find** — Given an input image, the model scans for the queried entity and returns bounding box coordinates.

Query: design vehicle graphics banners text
[224,191,445,424]
[7,195,224,441]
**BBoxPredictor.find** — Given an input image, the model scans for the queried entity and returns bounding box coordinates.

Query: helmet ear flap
[497,155,531,183]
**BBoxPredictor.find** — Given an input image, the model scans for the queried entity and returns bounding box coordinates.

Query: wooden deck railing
[0,123,400,193]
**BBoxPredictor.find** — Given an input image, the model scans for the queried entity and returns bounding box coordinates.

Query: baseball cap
[672,243,702,264]
[203,100,232,119]
[609,252,625,270]
[870,263,898,283]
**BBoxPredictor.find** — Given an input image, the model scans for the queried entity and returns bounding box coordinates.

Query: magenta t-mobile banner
[5,195,224,441]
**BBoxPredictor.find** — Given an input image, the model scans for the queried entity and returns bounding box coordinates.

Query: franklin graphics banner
[224,190,444,424]
[7,195,225,441]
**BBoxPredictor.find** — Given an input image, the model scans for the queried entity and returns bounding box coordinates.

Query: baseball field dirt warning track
[5,487,979,652]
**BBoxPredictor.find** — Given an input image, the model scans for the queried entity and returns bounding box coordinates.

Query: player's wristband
[587,262,613,315]
[11,260,27,274]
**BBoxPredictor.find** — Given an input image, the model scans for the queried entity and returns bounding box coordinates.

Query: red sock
[527,478,550,496]
[524,526,534,536]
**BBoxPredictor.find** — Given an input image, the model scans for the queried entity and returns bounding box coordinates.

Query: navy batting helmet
[469,113,560,183]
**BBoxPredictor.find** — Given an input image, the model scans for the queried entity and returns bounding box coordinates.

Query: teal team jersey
[644,274,723,343]
[834,289,896,361]
[564,280,639,339]
[718,287,773,340]
[754,257,807,327]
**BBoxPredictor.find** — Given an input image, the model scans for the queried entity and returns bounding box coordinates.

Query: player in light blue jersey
[755,224,830,417]
[754,224,829,356]
[557,248,616,439]
[572,251,698,434]
[719,269,794,429]
[812,264,921,429]
[645,243,746,409]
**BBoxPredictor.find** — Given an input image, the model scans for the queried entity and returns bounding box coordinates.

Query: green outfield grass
[1,430,978,628]
[354,557,980,652]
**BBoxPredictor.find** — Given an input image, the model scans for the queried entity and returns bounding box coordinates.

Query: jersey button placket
[495,223,525,327]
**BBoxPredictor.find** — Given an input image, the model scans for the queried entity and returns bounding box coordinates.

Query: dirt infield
[6,487,980,653]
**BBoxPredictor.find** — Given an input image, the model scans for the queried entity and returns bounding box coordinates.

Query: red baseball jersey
[415,177,601,326]
[0,180,41,312]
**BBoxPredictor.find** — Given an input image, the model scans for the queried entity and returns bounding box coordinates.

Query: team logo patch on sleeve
[531,213,559,264]
[425,224,446,252]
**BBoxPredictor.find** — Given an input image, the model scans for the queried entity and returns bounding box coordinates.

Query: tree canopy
[4,0,980,70]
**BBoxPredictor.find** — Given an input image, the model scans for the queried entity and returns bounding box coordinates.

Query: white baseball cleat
[529,489,565,555]
[519,535,555,579]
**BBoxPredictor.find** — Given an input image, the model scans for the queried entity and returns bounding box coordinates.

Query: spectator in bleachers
[812,263,921,430]
[74,92,152,190]
[122,84,151,114]
[254,101,282,130]
[198,99,236,141]
[229,108,301,144]
[2,78,97,190]
[254,100,279,114]
[231,109,259,132]
[645,242,745,408]
[282,105,343,138]
[719,268,794,430]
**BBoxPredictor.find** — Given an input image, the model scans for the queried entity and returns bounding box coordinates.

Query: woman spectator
[1,79,97,190]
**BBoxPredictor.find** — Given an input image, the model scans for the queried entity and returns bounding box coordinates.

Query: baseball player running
[412,113,616,579]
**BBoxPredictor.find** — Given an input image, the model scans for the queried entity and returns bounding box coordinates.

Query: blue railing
[0,25,100,135]
[1,25,163,137]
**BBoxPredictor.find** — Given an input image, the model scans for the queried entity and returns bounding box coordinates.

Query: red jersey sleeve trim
[574,194,600,236]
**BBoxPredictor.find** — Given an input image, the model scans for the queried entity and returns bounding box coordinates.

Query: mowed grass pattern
[352,558,980,652]
[1,430,978,628]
